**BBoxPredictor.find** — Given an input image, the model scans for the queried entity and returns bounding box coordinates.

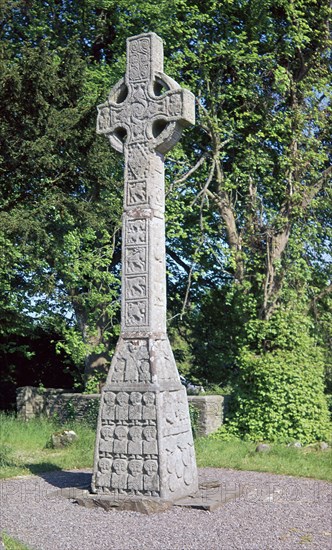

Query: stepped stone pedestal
[91,32,198,502]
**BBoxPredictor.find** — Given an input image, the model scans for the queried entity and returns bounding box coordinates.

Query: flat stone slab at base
[174,480,244,512]
[77,494,172,515]
[49,479,243,514]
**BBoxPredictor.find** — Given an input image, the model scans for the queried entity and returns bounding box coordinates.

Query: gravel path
[1,468,331,550]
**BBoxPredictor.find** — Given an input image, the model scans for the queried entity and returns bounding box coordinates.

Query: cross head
[96,32,195,156]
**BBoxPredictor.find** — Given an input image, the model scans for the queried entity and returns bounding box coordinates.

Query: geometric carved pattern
[96,389,159,496]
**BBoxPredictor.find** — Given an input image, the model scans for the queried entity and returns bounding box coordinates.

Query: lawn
[0,413,331,481]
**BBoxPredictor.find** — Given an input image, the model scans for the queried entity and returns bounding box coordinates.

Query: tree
[162,0,332,439]
[0,1,125,384]
[1,0,331,440]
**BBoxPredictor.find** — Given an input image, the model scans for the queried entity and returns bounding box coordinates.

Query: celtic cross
[97,32,195,335]
[92,33,198,502]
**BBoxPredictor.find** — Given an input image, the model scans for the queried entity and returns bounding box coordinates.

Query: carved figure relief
[142,426,158,455]
[138,358,151,382]
[132,83,147,103]
[110,340,150,383]
[113,425,128,455]
[111,459,127,493]
[95,458,112,489]
[128,460,144,493]
[126,276,147,299]
[115,392,129,421]
[128,392,142,421]
[126,301,147,326]
[103,392,116,420]
[126,247,147,274]
[112,359,125,382]
[99,425,114,454]
[153,340,173,380]
[128,426,143,455]
[143,460,159,495]
[142,392,156,421]
[126,219,147,245]
[128,181,147,205]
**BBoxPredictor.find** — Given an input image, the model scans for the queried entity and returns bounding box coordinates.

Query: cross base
[91,335,198,500]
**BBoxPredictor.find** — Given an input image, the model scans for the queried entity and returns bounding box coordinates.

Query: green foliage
[326,395,332,417]
[0,413,95,478]
[84,399,100,428]
[2,532,32,550]
[64,400,77,422]
[0,0,331,446]
[1,414,331,482]
[0,445,15,468]
[189,403,199,438]
[83,374,105,395]
[225,308,331,443]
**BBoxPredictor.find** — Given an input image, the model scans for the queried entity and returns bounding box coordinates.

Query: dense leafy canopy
[1,0,331,439]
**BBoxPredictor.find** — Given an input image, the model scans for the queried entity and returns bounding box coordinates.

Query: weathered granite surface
[92,32,198,501]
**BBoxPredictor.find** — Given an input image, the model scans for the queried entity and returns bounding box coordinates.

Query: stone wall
[188,394,230,437]
[16,386,229,436]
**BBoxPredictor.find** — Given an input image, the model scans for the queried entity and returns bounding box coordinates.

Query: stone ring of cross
[96,33,195,155]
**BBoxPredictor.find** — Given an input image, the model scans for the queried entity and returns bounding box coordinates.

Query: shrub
[223,309,331,443]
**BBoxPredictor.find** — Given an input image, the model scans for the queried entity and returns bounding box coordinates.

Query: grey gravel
[1,468,331,550]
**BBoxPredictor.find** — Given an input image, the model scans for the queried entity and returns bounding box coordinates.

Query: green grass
[195,437,332,481]
[1,532,32,550]
[0,413,95,479]
[0,413,331,481]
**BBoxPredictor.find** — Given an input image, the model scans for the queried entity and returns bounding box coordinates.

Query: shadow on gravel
[28,468,92,491]
[26,463,62,476]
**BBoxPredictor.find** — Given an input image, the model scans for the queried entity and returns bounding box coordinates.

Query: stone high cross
[92,33,198,502]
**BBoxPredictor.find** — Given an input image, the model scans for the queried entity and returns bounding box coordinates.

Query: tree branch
[301,165,332,210]
[173,153,209,186]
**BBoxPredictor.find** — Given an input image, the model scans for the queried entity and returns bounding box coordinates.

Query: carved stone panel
[143,460,160,495]
[126,219,147,245]
[162,389,190,436]
[126,276,147,300]
[125,300,148,327]
[95,458,112,492]
[127,180,147,206]
[125,246,147,275]
[109,340,151,384]
[94,385,161,496]
[102,392,116,420]
[163,432,196,494]
[128,37,150,82]
[127,144,149,181]
[128,426,143,455]
[151,339,177,380]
